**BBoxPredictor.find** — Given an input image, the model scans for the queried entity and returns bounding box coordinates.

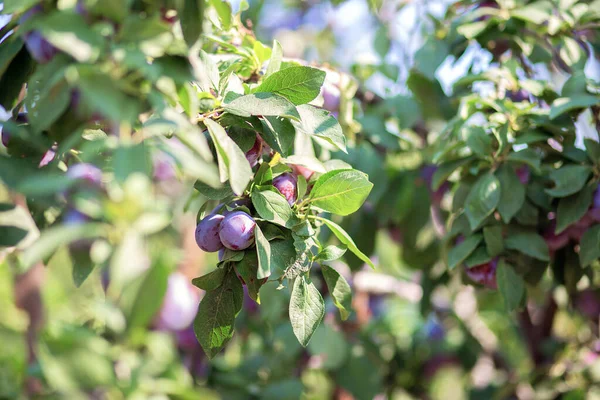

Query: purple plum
[156,272,199,331]
[291,164,314,181]
[218,211,255,251]
[516,165,530,185]
[195,213,225,252]
[322,83,341,113]
[1,113,28,147]
[20,6,58,64]
[465,258,497,289]
[273,173,297,205]
[506,89,531,103]
[245,134,263,167]
[67,163,103,186]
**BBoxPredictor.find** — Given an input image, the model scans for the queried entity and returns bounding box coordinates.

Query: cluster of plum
[194,172,304,253]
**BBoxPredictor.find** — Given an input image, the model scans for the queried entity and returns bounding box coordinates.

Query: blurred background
[2,0,600,399]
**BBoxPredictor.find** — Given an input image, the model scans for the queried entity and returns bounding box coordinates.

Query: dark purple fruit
[195,213,225,252]
[219,211,255,251]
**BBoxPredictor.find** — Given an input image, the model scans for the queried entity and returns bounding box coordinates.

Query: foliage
[1,0,600,398]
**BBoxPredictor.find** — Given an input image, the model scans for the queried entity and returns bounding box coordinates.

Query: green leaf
[584,138,600,164]
[37,12,103,62]
[321,265,352,320]
[192,267,227,291]
[579,225,600,267]
[289,276,325,347]
[194,270,243,359]
[235,253,263,303]
[413,37,449,79]
[178,0,206,47]
[496,260,525,311]
[555,185,594,234]
[20,223,105,271]
[193,50,220,92]
[0,48,36,110]
[76,69,141,123]
[432,158,472,190]
[505,232,550,261]
[0,226,29,247]
[0,38,24,78]
[251,188,296,228]
[316,217,375,269]
[545,165,591,198]
[308,170,373,216]
[511,2,553,24]
[260,116,295,156]
[2,0,40,13]
[265,40,283,77]
[316,245,347,262]
[224,93,301,120]
[448,234,482,270]
[254,66,325,105]
[464,126,492,158]
[457,21,489,39]
[292,105,346,152]
[255,224,271,280]
[496,164,526,223]
[549,95,600,120]
[209,0,233,29]
[127,258,170,332]
[483,226,504,257]
[464,173,501,230]
[194,180,234,200]
[204,119,252,196]
[507,149,541,173]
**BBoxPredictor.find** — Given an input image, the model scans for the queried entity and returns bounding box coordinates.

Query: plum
[588,185,600,223]
[291,164,314,181]
[245,134,263,167]
[1,113,28,147]
[20,6,58,64]
[506,89,531,103]
[67,163,103,186]
[219,211,255,251]
[156,272,199,331]
[516,165,530,185]
[195,213,225,252]
[573,289,600,321]
[273,173,297,205]
[322,83,341,113]
[63,209,92,251]
[465,259,497,289]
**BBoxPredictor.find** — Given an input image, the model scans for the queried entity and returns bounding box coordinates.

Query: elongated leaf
[178,0,205,47]
[254,66,325,105]
[205,119,252,196]
[0,226,29,247]
[545,165,591,198]
[505,232,549,261]
[496,164,525,223]
[549,95,600,119]
[448,234,482,270]
[496,260,525,311]
[255,224,271,280]
[464,173,501,229]
[579,225,600,267]
[260,116,295,156]
[192,267,227,291]
[265,40,283,77]
[224,93,300,120]
[316,245,347,262]
[321,265,352,320]
[251,188,296,227]
[317,217,374,269]
[289,276,325,347]
[556,185,594,234]
[128,258,170,331]
[194,270,243,359]
[309,170,373,216]
[483,226,503,257]
[292,105,346,152]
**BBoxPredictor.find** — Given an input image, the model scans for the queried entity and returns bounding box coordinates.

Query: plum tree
[272,172,298,205]
[195,214,225,252]
[218,211,256,251]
